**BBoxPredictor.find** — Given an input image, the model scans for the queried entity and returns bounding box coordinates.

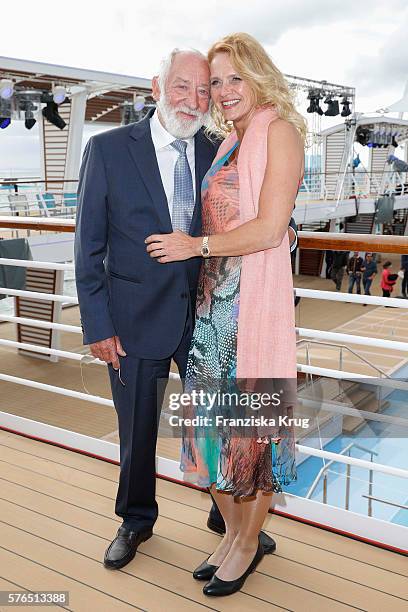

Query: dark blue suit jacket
[75,112,298,359]
[75,114,217,359]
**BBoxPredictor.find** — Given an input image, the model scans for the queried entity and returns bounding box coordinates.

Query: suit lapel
[190,129,217,236]
[128,116,173,233]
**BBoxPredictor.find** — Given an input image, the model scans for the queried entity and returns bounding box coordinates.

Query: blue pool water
[284,388,408,525]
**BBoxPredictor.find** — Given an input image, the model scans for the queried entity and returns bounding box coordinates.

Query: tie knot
[171,139,188,154]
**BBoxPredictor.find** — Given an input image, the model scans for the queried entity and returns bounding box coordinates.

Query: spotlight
[306,90,314,114]
[341,97,351,117]
[356,126,370,146]
[306,90,323,115]
[25,103,37,130]
[315,99,324,115]
[0,99,11,128]
[25,116,36,129]
[0,79,14,100]
[42,101,66,129]
[52,85,66,104]
[324,96,339,116]
[380,127,392,147]
[133,95,145,112]
[25,117,37,130]
[19,99,37,130]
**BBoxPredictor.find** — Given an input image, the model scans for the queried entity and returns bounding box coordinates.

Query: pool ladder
[300,340,390,380]
[305,442,379,516]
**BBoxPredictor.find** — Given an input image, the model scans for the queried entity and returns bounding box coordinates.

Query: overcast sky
[1,0,408,173]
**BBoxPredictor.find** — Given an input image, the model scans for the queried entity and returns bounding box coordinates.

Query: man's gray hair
[157,47,207,92]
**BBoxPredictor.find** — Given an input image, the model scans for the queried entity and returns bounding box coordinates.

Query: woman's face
[210,52,254,127]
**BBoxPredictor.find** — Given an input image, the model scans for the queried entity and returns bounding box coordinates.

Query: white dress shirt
[150,111,196,221]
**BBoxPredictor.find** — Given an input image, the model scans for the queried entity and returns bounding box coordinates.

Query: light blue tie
[171,139,195,233]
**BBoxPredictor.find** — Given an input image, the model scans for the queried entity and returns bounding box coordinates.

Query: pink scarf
[212,106,297,378]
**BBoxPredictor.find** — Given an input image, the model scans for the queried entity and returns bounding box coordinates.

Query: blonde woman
[146,33,306,596]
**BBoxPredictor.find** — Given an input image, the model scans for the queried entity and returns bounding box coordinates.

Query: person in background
[400,254,408,298]
[381,260,398,298]
[325,250,334,280]
[347,251,364,294]
[331,250,348,291]
[362,252,377,305]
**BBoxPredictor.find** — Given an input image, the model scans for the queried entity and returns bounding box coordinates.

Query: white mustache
[175,106,203,118]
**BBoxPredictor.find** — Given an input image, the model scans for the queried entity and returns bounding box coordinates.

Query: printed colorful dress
[180,143,297,497]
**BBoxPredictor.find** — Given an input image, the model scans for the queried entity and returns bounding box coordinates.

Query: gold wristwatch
[201,236,210,258]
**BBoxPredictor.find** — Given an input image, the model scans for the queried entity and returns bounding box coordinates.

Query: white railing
[0,258,74,271]
[1,257,408,370]
[2,172,407,223]
[0,184,77,219]
[1,251,407,550]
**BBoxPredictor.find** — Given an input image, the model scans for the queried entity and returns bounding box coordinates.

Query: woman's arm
[145,119,304,262]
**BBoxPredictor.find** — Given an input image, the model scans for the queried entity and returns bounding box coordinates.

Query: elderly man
[75,48,297,570]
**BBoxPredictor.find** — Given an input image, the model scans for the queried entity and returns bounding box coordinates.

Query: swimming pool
[286,388,408,525]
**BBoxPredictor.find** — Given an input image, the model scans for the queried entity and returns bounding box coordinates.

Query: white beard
[156,94,209,139]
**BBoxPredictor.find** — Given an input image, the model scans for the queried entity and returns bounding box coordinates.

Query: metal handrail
[362,495,408,511]
[1,170,405,186]
[305,442,378,500]
[305,442,378,516]
[1,218,408,253]
[298,339,390,378]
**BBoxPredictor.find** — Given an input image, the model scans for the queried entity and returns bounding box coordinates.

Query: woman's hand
[145,230,201,263]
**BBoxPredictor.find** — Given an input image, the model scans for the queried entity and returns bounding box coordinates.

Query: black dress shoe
[207,516,225,535]
[207,517,277,555]
[258,530,276,554]
[203,540,264,597]
[103,526,153,570]
[193,558,219,581]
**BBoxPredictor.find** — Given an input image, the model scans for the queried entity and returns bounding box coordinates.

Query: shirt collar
[150,109,194,151]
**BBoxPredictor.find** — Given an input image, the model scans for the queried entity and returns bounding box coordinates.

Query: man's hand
[90,335,126,369]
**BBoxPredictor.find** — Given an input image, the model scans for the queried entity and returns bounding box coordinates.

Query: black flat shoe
[203,540,264,597]
[103,526,153,570]
[193,558,219,581]
[259,530,276,555]
[207,517,277,555]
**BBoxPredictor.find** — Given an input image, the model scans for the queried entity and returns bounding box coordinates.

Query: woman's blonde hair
[207,32,307,143]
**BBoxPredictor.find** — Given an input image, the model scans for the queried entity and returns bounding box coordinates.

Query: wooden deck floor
[0,429,407,611]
